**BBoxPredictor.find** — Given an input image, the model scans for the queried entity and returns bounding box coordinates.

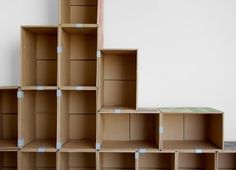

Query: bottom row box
[0,151,236,170]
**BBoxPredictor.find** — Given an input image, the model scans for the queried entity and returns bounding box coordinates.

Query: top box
[98,49,137,111]
[60,0,98,24]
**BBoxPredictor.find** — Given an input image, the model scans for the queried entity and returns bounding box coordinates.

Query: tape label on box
[135,152,139,159]
[37,148,46,153]
[97,51,101,58]
[56,142,62,150]
[57,90,62,97]
[138,148,146,153]
[96,143,101,150]
[57,46,63,54]
[159,126,164,134]
[75,86,84,90]
[17,91,24,98]
[18,138,24,147]
[75,23,84,28]
[195,149,203,153]
[37,86,44,90]
[113,109,121,114]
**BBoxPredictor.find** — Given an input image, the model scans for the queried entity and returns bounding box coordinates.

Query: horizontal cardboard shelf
[161,107,224,150]
[99,113,159,151]
[0,89,18,150]
[59,90,96,151]
[98,49,137,110]
[60,0,98,24]
[21,26,58,87]
[59,26,97,87]
[19,90,57,150]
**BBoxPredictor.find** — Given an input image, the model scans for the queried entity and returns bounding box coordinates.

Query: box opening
[59,152,95,169]
[163,113,223,149]
[20,90,57,149]
[99,50,137,110]
[100,113,159,150]
[59,90,96,150]
[218,153,236,169]
[178,153,215,170]
[20,152,56,170]
[0,89,18,149]
[0,151,17,169]
[21,27,57,87]
[61,0,98,24]
[139,153,175,170]
[60,27,97,87]
[99,152,135,170]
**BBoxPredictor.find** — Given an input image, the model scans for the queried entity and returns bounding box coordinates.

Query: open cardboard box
[138,152,176,170]
[218,152,236,170]
[99,111,159,151]
[58,90,96,151]
[178,152,216,170]
[98,49,137,111]
[99,152,135,170]
[21,26,57,88]
[160,107,223,150]
[0,151,17,169]
[19,90,57,151]
[60,0,98,24]
[58,151,96,170]
[0,88,18,150]
[59,26,97,89]
[19,151,56,170]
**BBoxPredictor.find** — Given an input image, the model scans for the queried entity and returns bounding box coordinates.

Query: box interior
[218,153,236,169]
[22,27,57,86]
[139,153,175,170]
[20,152,56,170]
[60,152,95,169]
[61,0,98,24]
[0,90,18,149]
[178,153,215,170]
[60,27,97,87]
[0,151,17,169]
[100,113,159,150]
[60,90,96,150]
[163,113,223,149]
[20,90,57,148]
[100,50,137,110]
[100,152,135,170]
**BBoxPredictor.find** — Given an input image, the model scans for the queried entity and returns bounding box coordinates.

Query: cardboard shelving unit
[58,151,96,170]
[98,50,137,111]
[160,107,224,150]
[178,152,216,170]
[19,151,56,170]
[0,150,18,169]
[98,111,160,151]
[19,90,57,151]
[59,26,97,89]
[21,27,58,88]
[60,0,98,24]
[0,88,18,150]
[58,90,96,151]
[99,152,135,170]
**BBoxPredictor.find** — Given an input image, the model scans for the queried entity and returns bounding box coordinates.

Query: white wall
[0,0,235,141]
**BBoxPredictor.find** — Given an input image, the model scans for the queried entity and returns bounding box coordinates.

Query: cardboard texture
[60,0,98,24]
[98,50,137,111]
[19,90,57,151]
[58,90,96,151]
[21,27,58,87]
[160,107,224,150]
[0,89,18,150]
[0,151,17,169]
[59,26,97,87]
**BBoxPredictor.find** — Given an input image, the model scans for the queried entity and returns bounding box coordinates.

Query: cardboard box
[0,150,17,169]
[99,152,135,170]
[0,87,18,150]
[21,26,58,88]
[60,0,98,24]
[58,151,96,170]
[59,26,97,88]
[19,151,56,170]
[19,90,57,151]
[98,110,160,151]
[160,107,224,150]
[58,90,96,151]
[98,49,138,111]
[138,152,176,170]
[178,152,216,170]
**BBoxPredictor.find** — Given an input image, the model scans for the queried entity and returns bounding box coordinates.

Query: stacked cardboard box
[0,0,235,169]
